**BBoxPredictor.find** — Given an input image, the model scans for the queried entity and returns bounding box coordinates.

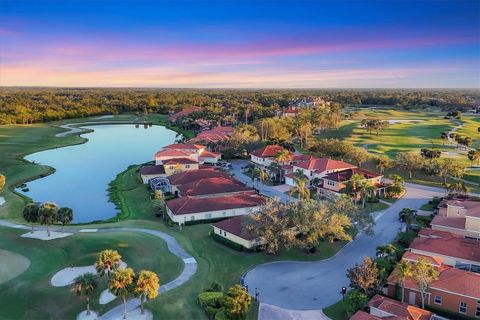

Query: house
[408,229,480,272]
[154,143,221,165]
[285,157,356,186]
[282,106,301,117]
[212,215,258,249]
[188,126,234,144]
[350,294,435,320]
[161,158,199,176]
[176,177,251,197]
[250,145,289,168]
[166,168,230,195]
[431,199,480,239]
[168,106,201,123]
[387,254,480,318]
[319,167,386,197]
[140,165,166,183]
[165,192,265,225]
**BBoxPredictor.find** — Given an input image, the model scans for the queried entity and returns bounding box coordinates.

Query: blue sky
[1,0,479,87]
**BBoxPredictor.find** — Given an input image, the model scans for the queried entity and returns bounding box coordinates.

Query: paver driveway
[243,183,444,310]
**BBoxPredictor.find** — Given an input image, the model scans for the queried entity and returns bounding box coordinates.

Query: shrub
[198,291,224,308]
[214,309,228,320]
[396,231,417,248]
[208,281,224,293]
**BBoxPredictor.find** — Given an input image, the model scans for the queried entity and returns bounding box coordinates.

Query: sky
[0,0,479,88]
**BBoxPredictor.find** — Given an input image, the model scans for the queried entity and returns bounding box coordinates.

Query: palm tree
[134,270,160,315]
[250,167,260,187]
[71,273,98,316]
[360,180,377,209]
[258,169,269,186]
[96,249,122,277]
[274,149,291,165]
[395,260,413,303]
[376,244,398,259]
[268,162,282,183]
[289,175,310,200]
[345,174,364,205]
[110,268,135,319]
[38,202,58,237]
[22,203,39,233]
[57,207,73,233]
[376,155,391,174]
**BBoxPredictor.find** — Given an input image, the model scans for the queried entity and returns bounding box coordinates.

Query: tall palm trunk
[47,225,50,237]
[86,297,91,316]
[123,296,127,319]
[401,281,405,303]
[140,296,145,315]
[31,223,34,233]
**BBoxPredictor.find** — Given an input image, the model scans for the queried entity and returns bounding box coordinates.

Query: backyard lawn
[0,227,183,320]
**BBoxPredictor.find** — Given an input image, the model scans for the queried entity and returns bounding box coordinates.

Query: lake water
[19,124,177,222]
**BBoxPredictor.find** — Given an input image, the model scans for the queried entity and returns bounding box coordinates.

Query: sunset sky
[1,0,479,88]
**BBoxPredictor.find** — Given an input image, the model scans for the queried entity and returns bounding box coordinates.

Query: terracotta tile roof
[163,143,205,150]
[140,165,165,175]
[431,215,466,230]
[402,251,444,267]
[212,216,255,240]
[154,149,192,158]
[389,266,480,299]
[409,231,480,263]
[283,107,300,114]
[177,177,251,197]
[251,145,286,158]
[446,199,480,218]
[162,158,198,165]
[166,192,265,215]
[199,150,221,158]
[324,167,381,182]
[350,310,382,320]
[291,154,315,163]
[168,168,230,186]
[295,157,355,172]
[368,295,433,320]
[189,126,234,144]
[168,106,201,121]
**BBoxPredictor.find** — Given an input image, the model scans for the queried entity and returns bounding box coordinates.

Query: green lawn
[323,299,349,320]
[0,227,183,320]
[455,116,480,148]
[419,202,435,211]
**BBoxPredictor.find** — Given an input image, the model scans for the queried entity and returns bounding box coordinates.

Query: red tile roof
[295,157,355,172]
[212,216,255,240]
[446,199,480,218]
[368,295,433,320]
[389,266,480,299]
[168,106,201,121]
[167,168,230,186]
[188,126,234,144]
[251,145,286,158]
[163,143,205,150]
[167,192,265,215]
[140,165,165,175]
[350,310,381,320]
[402,252,444,267]
[162,158,198,165]
[431,215,466,230]
[199,150,221,158]
[154,149,192,158]
[177,177,251,197]
[409,231,480,263]
[324,167,381,182]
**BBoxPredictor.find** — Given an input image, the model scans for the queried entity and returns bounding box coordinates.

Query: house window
[434,295,442,305]
[327,180,335,186]
[459,302,467,314]
[185,165,190,168]
[169,166,174,169]
[224,231,227,236]
[475,300,480,318]
[205,213,212,219]
[190,216,195,221]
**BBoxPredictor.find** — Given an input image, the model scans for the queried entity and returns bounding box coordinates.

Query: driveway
[243,183,444,310]
[230,160,293,203]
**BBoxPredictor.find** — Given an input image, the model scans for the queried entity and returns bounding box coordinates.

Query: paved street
[230,160,293,203]
[243,183,444,310]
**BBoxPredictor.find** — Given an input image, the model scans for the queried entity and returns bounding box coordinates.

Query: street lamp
[341,287,347,300]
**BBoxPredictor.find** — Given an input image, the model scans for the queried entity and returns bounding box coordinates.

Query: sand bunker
[0,249,31,284]
[51,261,127,287]
[21,230,73,241]
[77,310,99,320]
[0,196,5,206]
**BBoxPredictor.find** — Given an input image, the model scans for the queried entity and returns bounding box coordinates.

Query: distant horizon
[1,0,479,88]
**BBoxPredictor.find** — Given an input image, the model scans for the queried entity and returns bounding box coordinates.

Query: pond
[18,124,178,222]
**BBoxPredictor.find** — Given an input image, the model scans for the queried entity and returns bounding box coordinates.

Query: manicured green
[323,299,349,320]
[0,227,183,320]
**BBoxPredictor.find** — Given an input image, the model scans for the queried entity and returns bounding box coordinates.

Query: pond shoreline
[13,120,181,224]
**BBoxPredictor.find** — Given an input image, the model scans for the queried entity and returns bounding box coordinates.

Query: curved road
[0,221,197,319]
[243,183,444,310]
